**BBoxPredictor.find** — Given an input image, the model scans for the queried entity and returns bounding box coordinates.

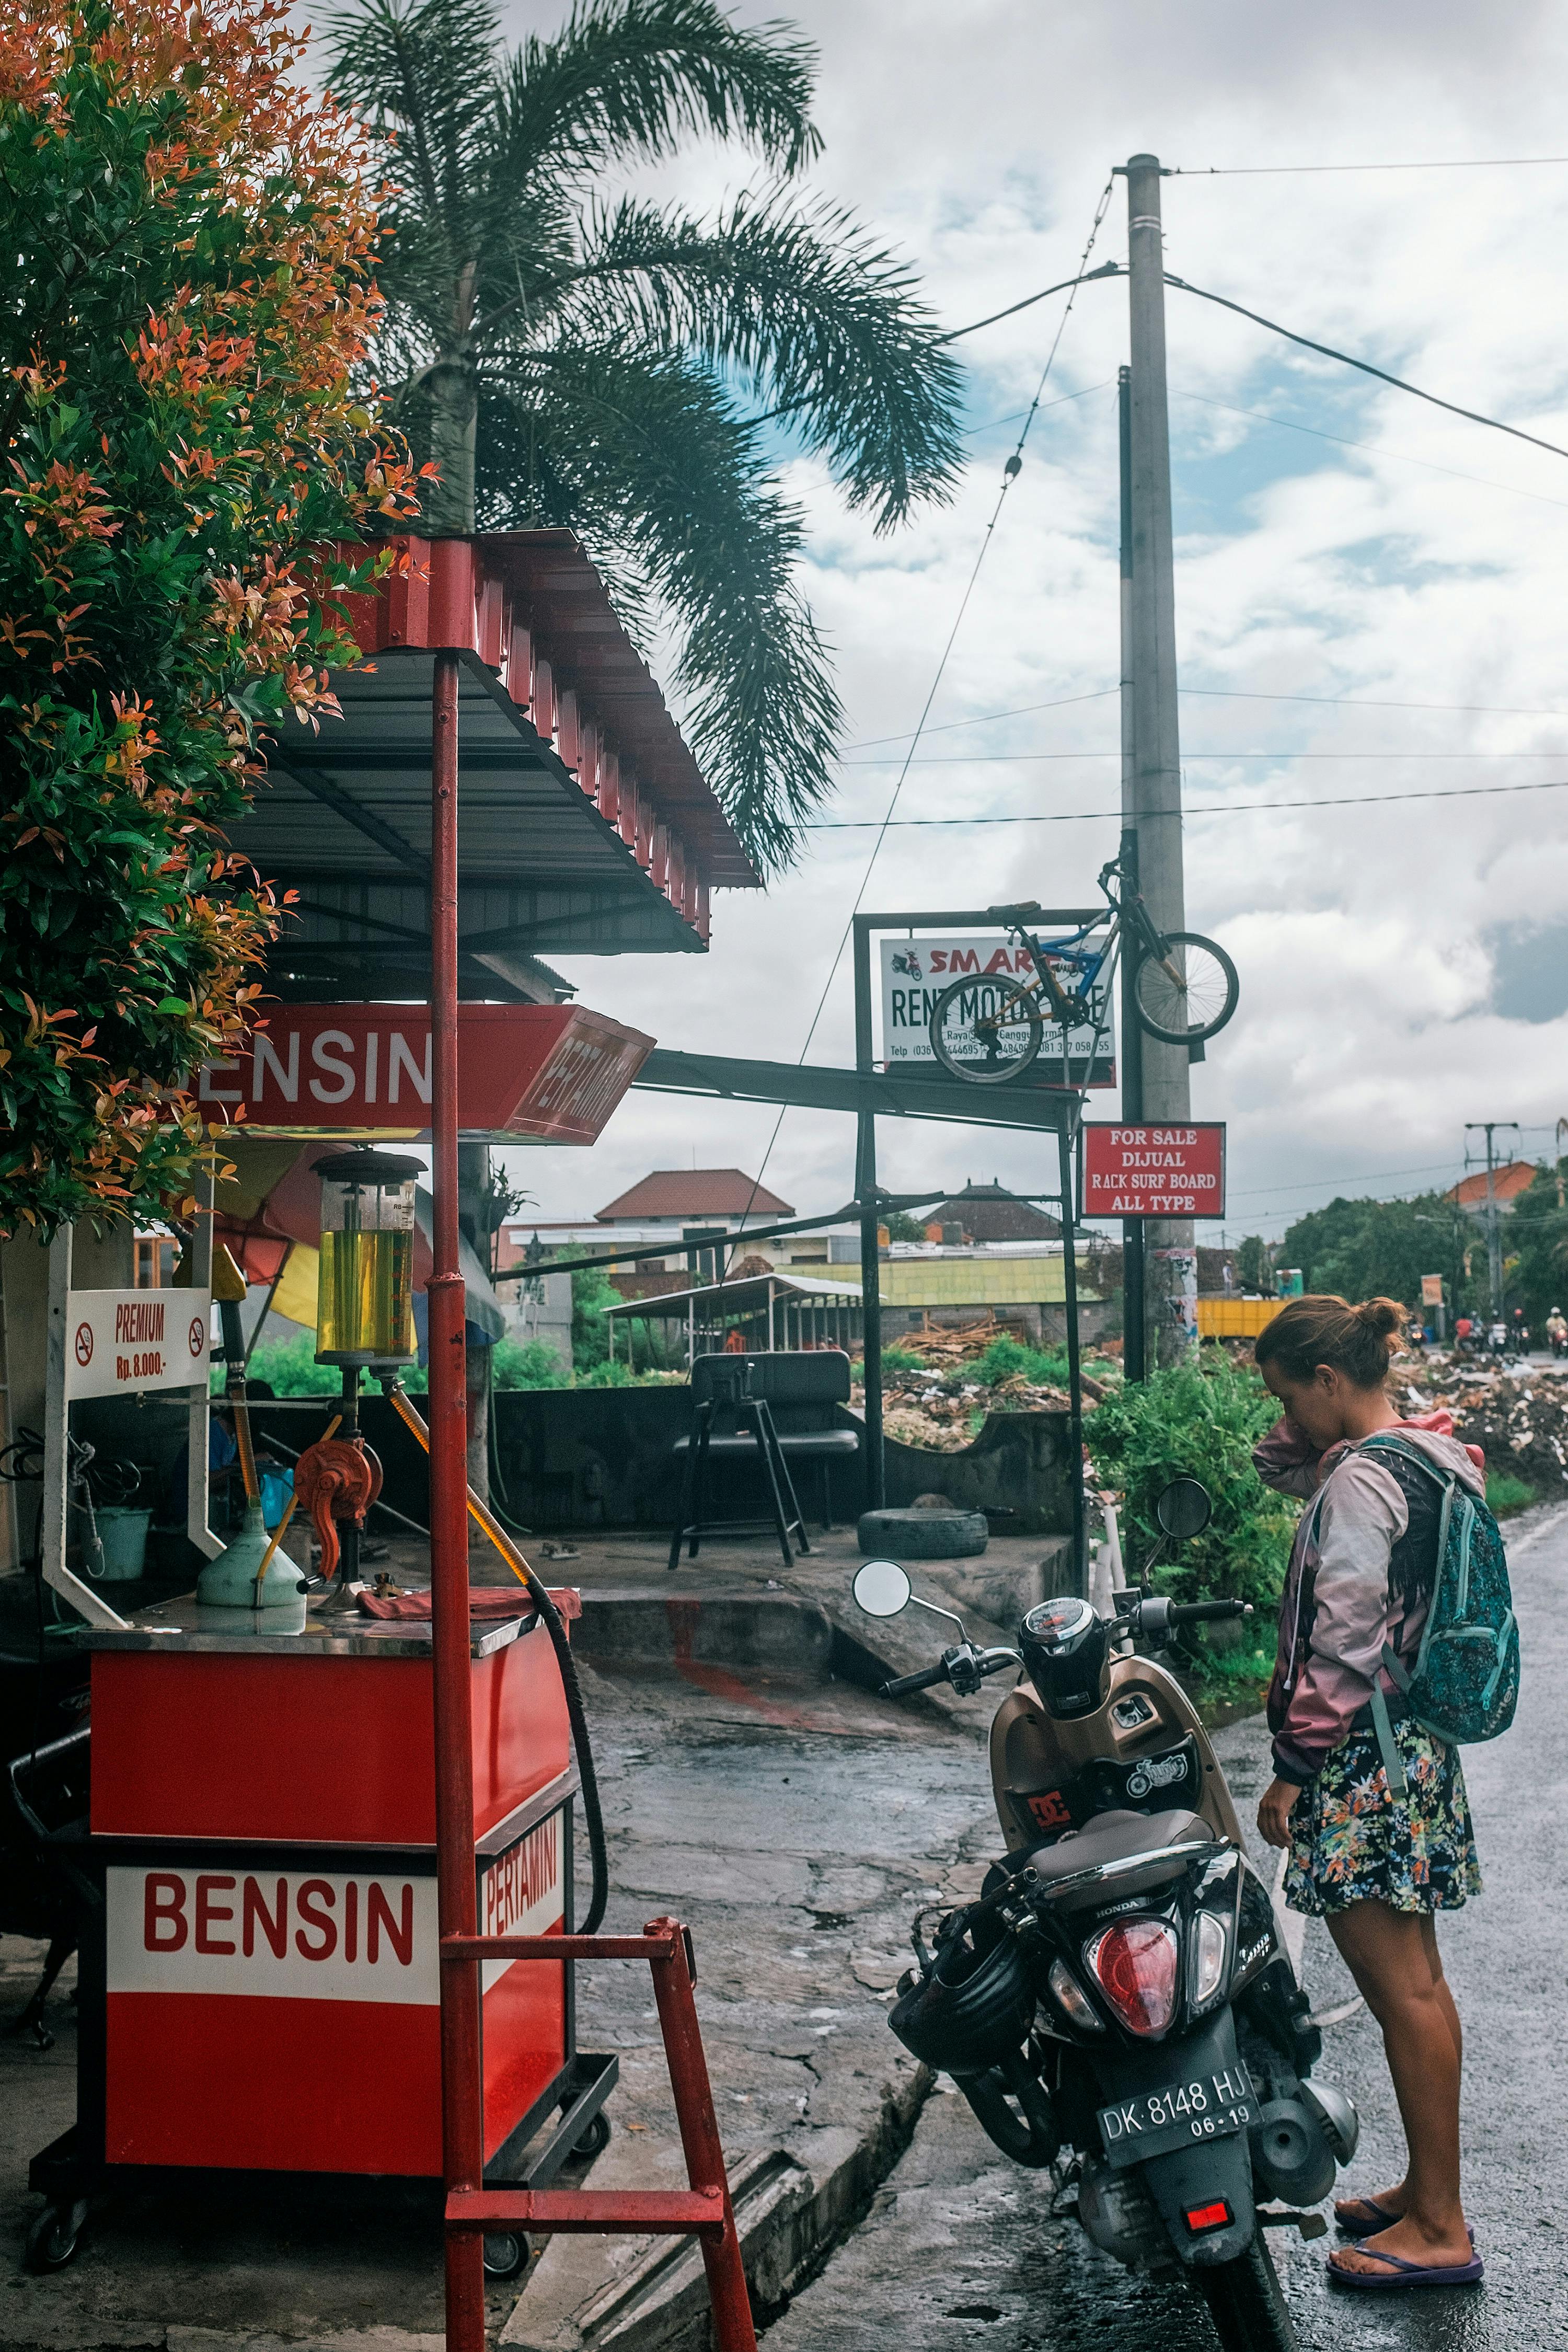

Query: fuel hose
[381,1381,608,1934]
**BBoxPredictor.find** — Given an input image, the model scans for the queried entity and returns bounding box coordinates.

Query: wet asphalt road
[767,1501,1568,2352]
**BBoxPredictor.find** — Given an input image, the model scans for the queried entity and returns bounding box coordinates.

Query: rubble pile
[1407,1362,1568,1497]
[852,1354,1112,1452]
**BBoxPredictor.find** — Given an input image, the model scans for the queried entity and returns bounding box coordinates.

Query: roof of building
[1446,1162,1539,1211]
[594,1169,794,1221]
[603,1269,857,1317]
[926,1179,1061,1242]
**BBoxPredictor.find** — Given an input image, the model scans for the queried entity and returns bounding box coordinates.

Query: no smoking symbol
[188,1317,205,1359]
[74,1323,94,1368]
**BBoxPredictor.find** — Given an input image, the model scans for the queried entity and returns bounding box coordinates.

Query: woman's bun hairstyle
[1254,1293,1405,1390]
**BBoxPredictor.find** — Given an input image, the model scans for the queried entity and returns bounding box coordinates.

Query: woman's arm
[1252,1414,1328,1499]
[1271,1456,1406,1784]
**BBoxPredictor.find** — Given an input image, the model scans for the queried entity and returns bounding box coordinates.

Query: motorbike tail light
[1184,2199,1233,2234]
[1086,1919,1179,2035]
[1047,1957,1104,2032]
[1191,1909,1228,2007]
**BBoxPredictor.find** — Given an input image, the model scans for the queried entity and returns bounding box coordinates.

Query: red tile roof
[595,1169,794,1221]
[1446,1161,1539,1210]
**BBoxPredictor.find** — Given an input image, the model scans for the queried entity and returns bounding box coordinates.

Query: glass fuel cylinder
[314,1150,421,1365]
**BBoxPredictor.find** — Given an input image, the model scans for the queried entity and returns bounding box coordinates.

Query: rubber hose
[387,1384,608,1935]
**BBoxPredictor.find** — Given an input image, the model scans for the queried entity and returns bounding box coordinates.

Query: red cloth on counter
[355,1584,582,1622]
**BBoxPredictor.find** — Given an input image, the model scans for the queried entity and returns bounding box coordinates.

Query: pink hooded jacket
[1253,1410,1485,1785]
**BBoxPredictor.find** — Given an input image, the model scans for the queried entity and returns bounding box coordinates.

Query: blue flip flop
[1335,2196,1401,2238]
[1328,2244,1483,2289]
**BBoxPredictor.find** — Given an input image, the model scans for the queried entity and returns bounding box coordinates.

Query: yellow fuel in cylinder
[317,1228,414,1361]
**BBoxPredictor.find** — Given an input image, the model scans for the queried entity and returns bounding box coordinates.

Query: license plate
[1096,2061,1257,2170]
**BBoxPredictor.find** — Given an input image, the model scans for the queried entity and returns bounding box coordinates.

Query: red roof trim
[336,531,759,916]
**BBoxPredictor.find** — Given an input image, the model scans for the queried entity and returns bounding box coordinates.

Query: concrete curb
[499,2066,932,2350]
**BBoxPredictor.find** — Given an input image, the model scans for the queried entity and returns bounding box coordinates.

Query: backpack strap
[1367,1673,1409,1798]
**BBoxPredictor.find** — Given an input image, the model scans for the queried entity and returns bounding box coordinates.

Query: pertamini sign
[195,1004,653,1144]
[1080,1123,1227,1220]
[65,1288,213,1401]
[880,938,1115,1087]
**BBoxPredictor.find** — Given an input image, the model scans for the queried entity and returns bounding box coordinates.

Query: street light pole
[1124,153,1194,1362]
[1466,1121,1519,1323]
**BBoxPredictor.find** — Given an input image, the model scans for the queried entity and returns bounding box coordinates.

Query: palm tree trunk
[422,355,479,534]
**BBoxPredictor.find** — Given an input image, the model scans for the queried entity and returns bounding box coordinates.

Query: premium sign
[195,1004,653,1143]
[1080,1123,1227,1219]
[64,1287,212,1400]
[881,937,1114,1086]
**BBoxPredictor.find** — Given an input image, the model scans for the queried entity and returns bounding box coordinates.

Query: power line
[1168,157,1568,177]
[846,681,1568,754]
[802,775,1568,829]
[839,751,1568,768]
[1163,270,1568,467]
[960,380,1112,439]
[940,261,1120,344]
[1176,387,1568,514]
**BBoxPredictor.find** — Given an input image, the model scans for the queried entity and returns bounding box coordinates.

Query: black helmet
[888,1907,1033,2075]
[1020,1594,1112,1720]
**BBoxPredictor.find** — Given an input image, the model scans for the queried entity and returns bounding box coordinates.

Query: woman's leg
[1334,1914,1462,2222]
[1325,1900,1469,2270]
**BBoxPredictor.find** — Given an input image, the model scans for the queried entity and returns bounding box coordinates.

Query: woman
[1252,1293,1484,2291]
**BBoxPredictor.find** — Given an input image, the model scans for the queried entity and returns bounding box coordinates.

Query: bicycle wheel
[929,973,1045,1084]
[1132,931,1239,1045]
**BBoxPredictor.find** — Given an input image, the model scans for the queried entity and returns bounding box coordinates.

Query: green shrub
[235,1335,343,1396]
[975,1335,1070,1388]
[1086,1350,1297,1619]
[491,1336,570,1390]
[879,1345,929,1377]
[1486,1471,1534,1517]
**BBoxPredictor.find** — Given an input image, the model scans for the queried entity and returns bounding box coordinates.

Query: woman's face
[1261,1358,1358,1450]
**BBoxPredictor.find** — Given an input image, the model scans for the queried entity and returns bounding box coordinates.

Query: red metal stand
[425,651,754,2350]
[444,1920,758,2349]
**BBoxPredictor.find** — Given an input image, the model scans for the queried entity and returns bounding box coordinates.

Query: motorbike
[852,1475,1358,2352]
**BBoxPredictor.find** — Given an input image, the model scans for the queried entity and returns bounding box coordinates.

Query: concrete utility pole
[1117,367,1146,1381]
[1124,153,1194,1363]
[1465,1122,1519,1324]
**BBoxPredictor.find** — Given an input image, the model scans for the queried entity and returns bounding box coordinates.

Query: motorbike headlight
[1085,1919,1179,2036]
[1190,1909,1228,2009]
[1047,1957,1104,2032]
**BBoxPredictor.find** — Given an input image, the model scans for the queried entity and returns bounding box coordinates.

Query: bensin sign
[1080,1123,1226,1219]
[64,1287,212,1401]
[880,937,1114,1087]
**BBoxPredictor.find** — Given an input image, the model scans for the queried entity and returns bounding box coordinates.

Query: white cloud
[475,0,1568,1239]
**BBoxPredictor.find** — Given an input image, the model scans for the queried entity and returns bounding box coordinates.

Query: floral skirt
[1283,1716,1482,1917]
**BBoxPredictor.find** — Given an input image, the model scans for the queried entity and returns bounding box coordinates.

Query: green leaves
[327,0,964,873]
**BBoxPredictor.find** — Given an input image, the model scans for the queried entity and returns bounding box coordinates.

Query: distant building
[1446,1162,1538,1217]
[921,1179,1060,1246]
[592,1169,794,1227]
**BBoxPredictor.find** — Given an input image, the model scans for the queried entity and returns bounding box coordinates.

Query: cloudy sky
[466,0,1568,1242]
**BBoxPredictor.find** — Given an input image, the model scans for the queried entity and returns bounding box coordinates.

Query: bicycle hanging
[927,856,1238,1086]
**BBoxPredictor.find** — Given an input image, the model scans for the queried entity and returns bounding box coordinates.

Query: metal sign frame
[852,907,1100,1589]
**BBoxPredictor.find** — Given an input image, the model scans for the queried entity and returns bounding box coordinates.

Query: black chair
[667,1351,861,1571]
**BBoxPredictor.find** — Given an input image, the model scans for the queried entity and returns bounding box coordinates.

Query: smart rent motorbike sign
[1079,1122,1226,1219]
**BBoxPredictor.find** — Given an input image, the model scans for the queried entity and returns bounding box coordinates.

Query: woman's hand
[1257,1777,1300,1849]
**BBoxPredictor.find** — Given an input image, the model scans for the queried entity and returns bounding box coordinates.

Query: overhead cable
[802,775,1568,828]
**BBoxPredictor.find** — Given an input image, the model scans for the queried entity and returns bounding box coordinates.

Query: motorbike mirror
[852,1558,912,1619]
[1155,1477,1212,1541]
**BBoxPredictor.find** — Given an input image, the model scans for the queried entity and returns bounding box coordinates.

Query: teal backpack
[1351,1432,1520,1795]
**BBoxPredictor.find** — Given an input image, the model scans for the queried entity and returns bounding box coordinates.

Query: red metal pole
[644,1917,758,2352]
[429,649,485,2349]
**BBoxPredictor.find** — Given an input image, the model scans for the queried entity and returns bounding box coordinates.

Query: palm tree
[324,0,964,873]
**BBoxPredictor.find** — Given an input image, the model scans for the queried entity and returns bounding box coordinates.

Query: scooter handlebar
[1166,1598,1252,1627]
[880,1662,950,1698]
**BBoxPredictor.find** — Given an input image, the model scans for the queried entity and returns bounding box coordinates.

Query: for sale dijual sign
[1079,1123,1227,1219]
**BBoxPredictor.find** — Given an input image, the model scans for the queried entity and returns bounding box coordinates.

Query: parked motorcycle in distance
[852,1477,1358,2352]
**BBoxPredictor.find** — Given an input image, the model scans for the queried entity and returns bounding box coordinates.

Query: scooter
[852,1476,1358,2352]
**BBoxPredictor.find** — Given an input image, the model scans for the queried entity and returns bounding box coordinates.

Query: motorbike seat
[1025,1807,1214,1888]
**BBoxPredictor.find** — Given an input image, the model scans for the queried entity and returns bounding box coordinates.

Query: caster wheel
[482,2231,528,2280]
[572,2109,611,2159]
[24,2199,87,2273]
